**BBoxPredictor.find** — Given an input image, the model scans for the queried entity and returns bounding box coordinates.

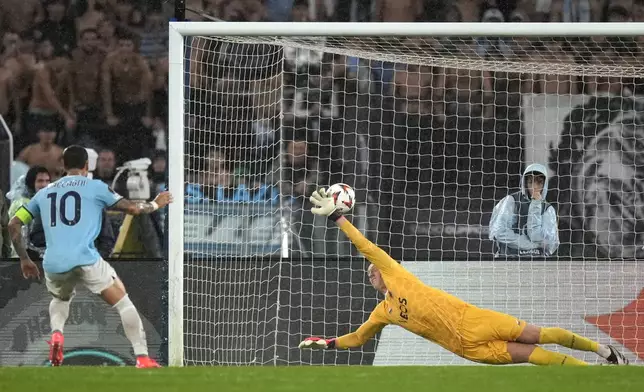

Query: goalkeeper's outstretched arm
[299,303,389,350]
[309,188,400,274]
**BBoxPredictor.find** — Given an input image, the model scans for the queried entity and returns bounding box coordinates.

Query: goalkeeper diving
[299,188,629,366]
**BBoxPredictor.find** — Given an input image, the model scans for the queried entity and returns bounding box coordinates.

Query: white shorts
[45,258,118,300]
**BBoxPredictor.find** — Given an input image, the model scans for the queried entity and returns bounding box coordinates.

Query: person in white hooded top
[489,163,560,257]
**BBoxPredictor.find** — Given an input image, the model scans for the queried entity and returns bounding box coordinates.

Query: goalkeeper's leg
[517,324,627,364]
[507,342,589,366]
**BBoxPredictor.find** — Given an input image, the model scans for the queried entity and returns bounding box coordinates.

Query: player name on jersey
[51,179,88,188]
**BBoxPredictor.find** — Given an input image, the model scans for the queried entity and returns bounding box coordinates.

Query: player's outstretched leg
[517,325,629,365]
[507,343,589,366]
[101,278,160,368]
[48,297,71,366]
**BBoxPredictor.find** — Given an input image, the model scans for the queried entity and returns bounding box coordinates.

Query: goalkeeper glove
[310,188,343,222]
[298,337,336,350]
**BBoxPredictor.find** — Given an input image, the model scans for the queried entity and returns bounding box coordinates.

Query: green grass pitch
[1,366,643,392]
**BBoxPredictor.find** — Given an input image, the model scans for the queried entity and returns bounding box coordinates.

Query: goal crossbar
[170,21,644,37]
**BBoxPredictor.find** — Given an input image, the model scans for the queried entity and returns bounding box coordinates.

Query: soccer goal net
[168,22,644,367]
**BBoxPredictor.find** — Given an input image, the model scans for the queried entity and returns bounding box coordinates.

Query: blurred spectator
[185,148,276,203]
[545,0,592,21]
[374,0,423,21]
[34,0,76,56]
[68,28,105,146]
[220,0,247,20]
[509,4,530,22]
[0,62,15,126]
[245,0,267,21]
[0,0,44,35]
[152,56,168,132]
[101,29,153,161]
[114,0,135,26]
[94,148,117,184]
[16,125,63,177]
[443,3,463,22]
[477,8,512,58]
[150,149,167,194]
[5,166,51,257]
[582,50,626,96]
[291,0,312,21]
[28,45,74,143]
[333,0,371,21]
[536,41,578,95]
[442,43,493,119]
[202,150,232,196]
[36,37,55,61]
[7,165,51,218]
[533,0,552,21]
[457,0,486,22]
[266,0,295,21]
[185,150,231,203]
[94,0,118,17]
[139,11,168,62]
[97,17,118,53]
[393,63,435,115]
[74,0,106,34]
[606,4,631,22]
[276,127,320,201]
[632,0,644,21]
[562,0,591,22]
[2,32,38,139]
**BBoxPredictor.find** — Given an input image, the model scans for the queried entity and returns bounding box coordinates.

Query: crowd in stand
[2,0,641,197]
[2,0,642,258]
[2,0,169,190]
[181,0,643,208]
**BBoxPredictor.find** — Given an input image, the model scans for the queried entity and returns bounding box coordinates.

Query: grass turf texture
[1,366,643,392]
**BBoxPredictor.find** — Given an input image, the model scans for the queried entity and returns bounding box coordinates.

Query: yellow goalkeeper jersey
[335,220,470,355]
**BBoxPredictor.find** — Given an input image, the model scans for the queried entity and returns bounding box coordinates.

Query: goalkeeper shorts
[459,306,527,364]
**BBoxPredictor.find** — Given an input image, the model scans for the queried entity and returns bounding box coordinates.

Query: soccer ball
[327,183,355,213]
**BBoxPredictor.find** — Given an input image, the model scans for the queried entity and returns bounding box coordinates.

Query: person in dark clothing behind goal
[489,163,559,258]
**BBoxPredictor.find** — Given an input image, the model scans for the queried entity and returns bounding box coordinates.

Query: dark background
[0,260,166,366]
[183,256,381,365]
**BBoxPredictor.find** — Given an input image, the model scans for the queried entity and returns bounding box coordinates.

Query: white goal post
[168,22,644,367]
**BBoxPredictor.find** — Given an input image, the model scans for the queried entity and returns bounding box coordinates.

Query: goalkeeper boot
[48,331,64,367]
[136,356,161,368]
[606,345,629,365]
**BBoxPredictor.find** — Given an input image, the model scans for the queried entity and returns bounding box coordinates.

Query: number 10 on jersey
[47,191,82,227]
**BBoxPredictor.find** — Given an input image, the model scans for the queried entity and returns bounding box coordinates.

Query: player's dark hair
[63,145,89,170]
[25,166,50,195]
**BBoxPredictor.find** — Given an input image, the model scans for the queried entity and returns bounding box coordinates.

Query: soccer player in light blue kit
[8,145,173,368]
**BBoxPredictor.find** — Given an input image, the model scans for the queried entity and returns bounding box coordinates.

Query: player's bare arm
[110,191,174,215]
[7,215,40,279]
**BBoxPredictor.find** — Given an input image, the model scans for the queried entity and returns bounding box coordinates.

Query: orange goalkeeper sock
[528,346,589,366]
[539,327,599,353]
